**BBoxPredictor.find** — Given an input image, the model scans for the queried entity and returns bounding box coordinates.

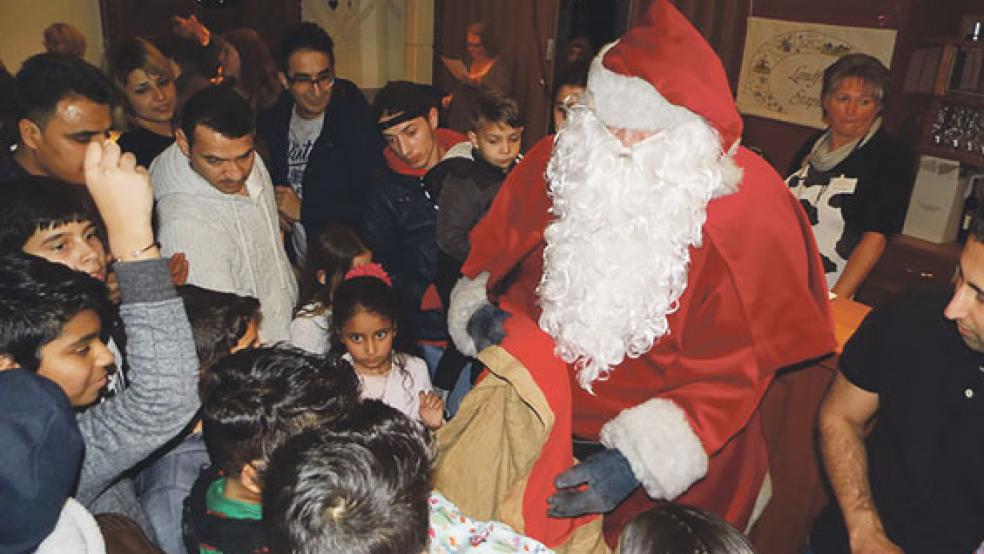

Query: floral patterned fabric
[428,491,554,553]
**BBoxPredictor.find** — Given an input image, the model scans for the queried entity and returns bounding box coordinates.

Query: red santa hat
[586,0,743,150]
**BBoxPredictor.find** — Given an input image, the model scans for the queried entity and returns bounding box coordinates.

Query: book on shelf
[904,46,943,94]
[954,47,984,94]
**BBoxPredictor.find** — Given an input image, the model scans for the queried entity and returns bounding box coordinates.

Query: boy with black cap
[364,81,465,354]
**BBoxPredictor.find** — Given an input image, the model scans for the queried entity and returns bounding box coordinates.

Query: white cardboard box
[903,155,968,243]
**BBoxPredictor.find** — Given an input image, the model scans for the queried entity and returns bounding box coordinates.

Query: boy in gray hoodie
[0,140,200,533]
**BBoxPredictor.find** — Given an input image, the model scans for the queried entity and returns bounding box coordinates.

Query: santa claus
[446,0,835,546]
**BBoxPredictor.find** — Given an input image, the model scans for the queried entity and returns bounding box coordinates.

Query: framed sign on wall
[736,17,897,129]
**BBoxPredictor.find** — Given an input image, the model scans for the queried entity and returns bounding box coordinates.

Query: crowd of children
[0,15,760,554]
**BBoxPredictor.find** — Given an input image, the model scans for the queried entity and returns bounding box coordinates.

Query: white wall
[302,0,434,88]
[0,0,104,72]
[302,0,407,89]
[0,0,431,89]
[404,0,433,84]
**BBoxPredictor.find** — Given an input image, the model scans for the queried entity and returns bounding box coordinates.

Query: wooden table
[830,297,872,354]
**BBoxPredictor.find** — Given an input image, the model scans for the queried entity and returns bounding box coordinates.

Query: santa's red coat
[460,135,835,544]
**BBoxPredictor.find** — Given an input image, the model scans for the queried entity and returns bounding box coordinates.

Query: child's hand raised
[83,140,158,262]
[419,390,445,430]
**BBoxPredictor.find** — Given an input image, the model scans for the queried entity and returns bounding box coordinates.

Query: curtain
[433,0,558,145]
[673,0,749,87]
[628,0,750,88]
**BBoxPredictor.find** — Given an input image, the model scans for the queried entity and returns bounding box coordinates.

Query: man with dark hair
[812,205,984,553]
[257,22,383,265]
[151,85,297,342]
[262,400,433,554]
[2,53,115,185]
[183,345,361,554]
[364,80,466,350]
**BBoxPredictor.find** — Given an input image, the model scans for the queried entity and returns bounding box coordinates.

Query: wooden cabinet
[855,233,961,306]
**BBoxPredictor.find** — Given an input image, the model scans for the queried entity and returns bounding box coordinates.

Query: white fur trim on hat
[599,398,708,499]
[448,272,491,357]
[586,43,699,133]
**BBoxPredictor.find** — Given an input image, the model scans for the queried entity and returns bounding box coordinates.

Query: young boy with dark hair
[0,176,107,281]
[0,253,111,390]
[262,399,552,554]
[179,285,261,376]
[0,141,200,530]
[262,400,433,554]
[184,345,361,553]
[431,90,524,411]
[0,175,132,397]
[435,89,524,296]
[136,284,260,554]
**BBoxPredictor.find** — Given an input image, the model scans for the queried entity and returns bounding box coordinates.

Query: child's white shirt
[343,352,433,422]
[289,303,331,355]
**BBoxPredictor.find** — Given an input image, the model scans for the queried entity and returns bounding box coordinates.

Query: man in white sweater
[151,86,297,342]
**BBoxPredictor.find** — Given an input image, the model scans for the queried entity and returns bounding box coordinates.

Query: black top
[788,129,913,272]
[0,145,29,185]
[117,127,174,169]
[257,82,385,235]
[431,149,513,313]
[364,163,448,342]
[838,288,984,553]
[183,465,269,554]
[435,148,511,262]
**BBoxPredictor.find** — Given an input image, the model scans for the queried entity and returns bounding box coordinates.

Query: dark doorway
[554,0,632,77]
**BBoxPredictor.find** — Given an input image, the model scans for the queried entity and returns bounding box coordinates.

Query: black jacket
[183,465,269,554]
[257,81,385,235]
[363,162,456,342]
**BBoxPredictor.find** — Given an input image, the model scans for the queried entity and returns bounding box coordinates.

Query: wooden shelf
[917,98,984,167]
[944,90,984,108]
[924,37,984,49]
[918,143,984,166]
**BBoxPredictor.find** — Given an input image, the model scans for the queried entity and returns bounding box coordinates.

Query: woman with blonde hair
[106,37,177,167]
[786,53,913,299]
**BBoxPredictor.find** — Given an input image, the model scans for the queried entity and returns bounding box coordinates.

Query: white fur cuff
[599,398,708,500]
[448,272,491,357]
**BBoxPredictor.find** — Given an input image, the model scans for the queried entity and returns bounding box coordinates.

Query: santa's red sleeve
[461,136,554,287]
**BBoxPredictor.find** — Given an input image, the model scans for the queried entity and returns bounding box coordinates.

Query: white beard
[537,105,741,392]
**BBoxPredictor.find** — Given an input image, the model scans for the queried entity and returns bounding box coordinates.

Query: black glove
[547,448,640,517]
[466,301,510,353]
